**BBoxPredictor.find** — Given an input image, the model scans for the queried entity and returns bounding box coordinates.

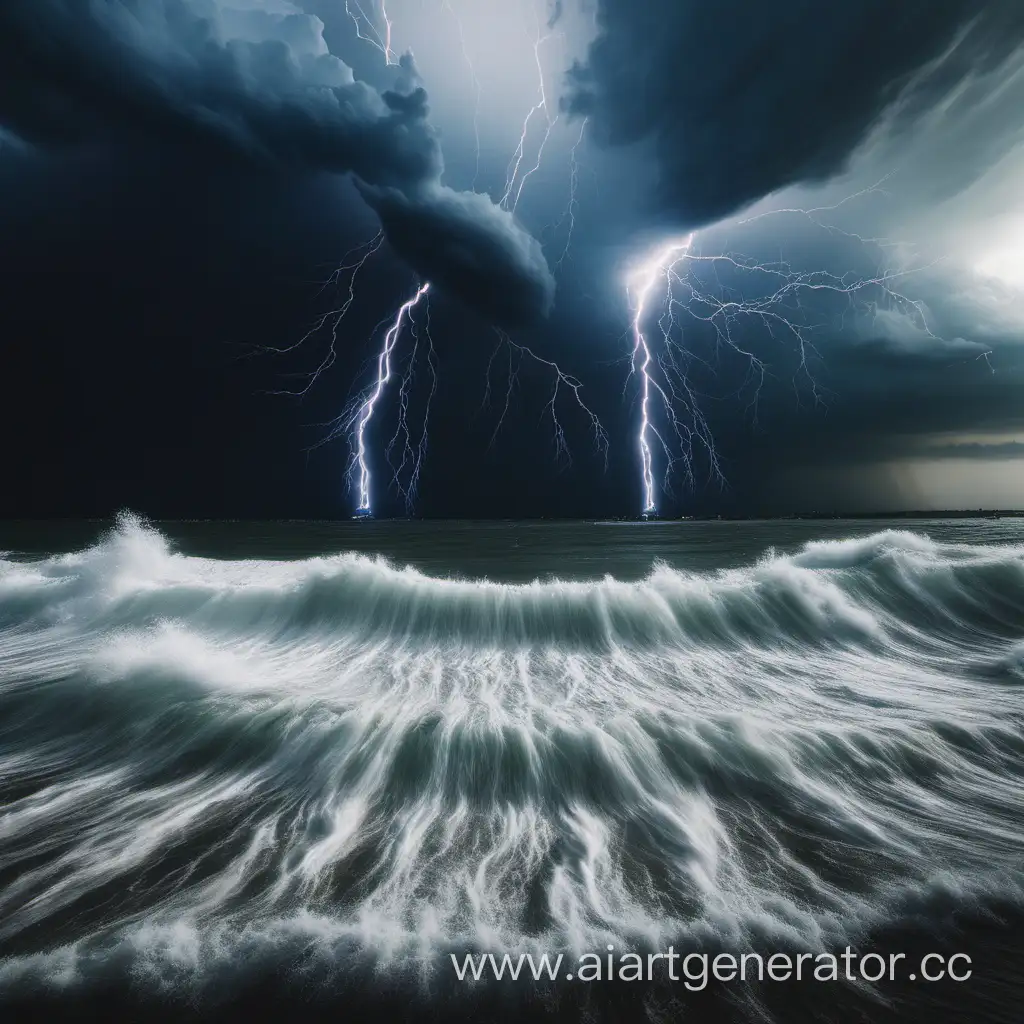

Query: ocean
[1,514,1023,1023]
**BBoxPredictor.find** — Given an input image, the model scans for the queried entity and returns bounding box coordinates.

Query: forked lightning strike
[552,117,587,271]
[351,283,431,514]
[385,296,439,511]
[485,328,609,467]
[501,12,559,212]
[255,231,385,396]
[441,0,482,189]
[627,237,694,514]
[625,186,982,516]
[346,0,397,64]
[276,0,610,517]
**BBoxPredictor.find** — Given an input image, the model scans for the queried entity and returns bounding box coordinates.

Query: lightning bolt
[380,0,395,64]
[349,283,431,515]
[272,5,608,517]
[485,328,609,468]
[627,237,696,515]
[385,295,439,512]
[500,18,558,212]
[551,116,587,272]
[625,184,976,516]
[345,0,397,64]
[295,269,436,518]
[253,231,385,396]
[441,0,482,190]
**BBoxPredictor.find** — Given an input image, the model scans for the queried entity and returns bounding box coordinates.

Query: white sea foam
[1,514,1023,992]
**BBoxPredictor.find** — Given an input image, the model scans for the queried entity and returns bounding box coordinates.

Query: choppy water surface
[1,515,1023,1016]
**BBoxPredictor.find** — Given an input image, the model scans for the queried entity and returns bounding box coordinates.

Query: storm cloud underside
[2,0,1024,514]
[0,0,554,326]
[568,0,1024,227]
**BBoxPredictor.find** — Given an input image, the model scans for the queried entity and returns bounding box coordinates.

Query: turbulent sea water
[1,514,1023,1023]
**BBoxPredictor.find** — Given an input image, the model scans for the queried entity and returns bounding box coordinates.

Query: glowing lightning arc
[285,3,610,520]
[380,0,395,63]
[627,235,694,516]
[622,178,970,519]
[346,0,397,64]
[353,283,431,514]
[501,20,557,211]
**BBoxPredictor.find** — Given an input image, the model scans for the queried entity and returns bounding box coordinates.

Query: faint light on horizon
[976,233,1024,288]
[974,248,1024,292]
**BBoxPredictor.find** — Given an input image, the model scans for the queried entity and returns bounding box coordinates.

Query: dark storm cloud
[358,182,556,327]
[759,331,1014,449]
[667,333,1024,514]
[0,0,554,326]
[566,0,1024,228]
[0,0,439,185]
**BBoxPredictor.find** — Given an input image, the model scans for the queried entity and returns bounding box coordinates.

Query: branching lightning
[298,266,438,517]
[385,296,439,510]
[380,0,395,63]
[274,0,609,517]
[627,235,714,515]
[500,17,559,212]
[626,183,969,516]
[346,283,431,513]
[552,116,587,272]
[485,328,609,467]
[345,0,397,64]
[246,10,993,521]
[441,0,482,189]
[255,231,386,397]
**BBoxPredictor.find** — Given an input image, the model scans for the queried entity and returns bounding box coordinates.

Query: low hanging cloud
[858,308,992,360]
[358,182,556,326]
[0,0,554,326]
[567,0,1024,229]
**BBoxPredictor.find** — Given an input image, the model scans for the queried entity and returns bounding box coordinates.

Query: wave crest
[1,516,1023,993]
[3,517,1023,654]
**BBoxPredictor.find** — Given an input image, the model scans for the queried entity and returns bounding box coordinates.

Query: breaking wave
[1,513,1023,995]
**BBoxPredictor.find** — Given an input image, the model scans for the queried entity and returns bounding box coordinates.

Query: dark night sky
[2,0,1024,519]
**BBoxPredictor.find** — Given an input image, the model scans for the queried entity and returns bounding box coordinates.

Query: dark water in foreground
[1,515,1023,1023]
